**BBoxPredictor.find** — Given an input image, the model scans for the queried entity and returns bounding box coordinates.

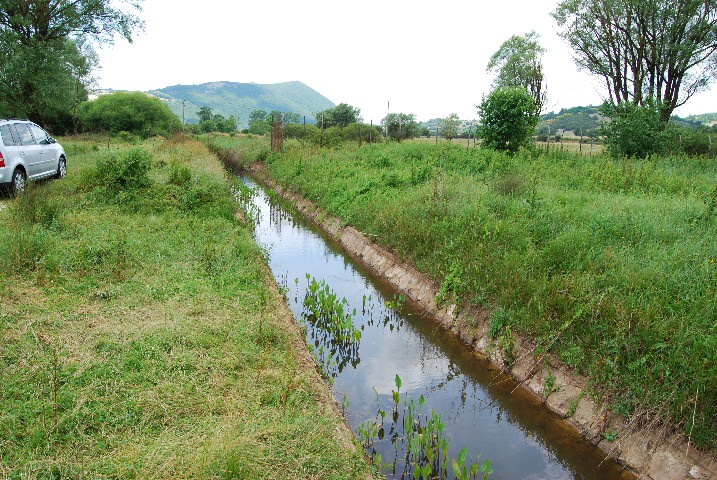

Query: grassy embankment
[211,136,717,451]
[0,136,372,479]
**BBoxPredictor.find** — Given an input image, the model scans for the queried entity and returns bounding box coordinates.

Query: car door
[28,124,56,176]
[13,123,43,178]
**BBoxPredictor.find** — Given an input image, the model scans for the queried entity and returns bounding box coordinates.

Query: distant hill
[148,81,335,128]
[682,112,717,127]
[539,106,602,137]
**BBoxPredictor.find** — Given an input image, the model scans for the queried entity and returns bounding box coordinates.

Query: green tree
[553,0,717,121]
[477,87,539,154]
[0,0,143,45]
[78,92,179,137]
[0,37,78,132]
[487,31,546,113]
[317,103,362,128]
[248,109,269,135]
[381,113,419,142]
[439,113,461,141]
[197,106,213,123]
[0,0,143,130]
[600,101,670,158]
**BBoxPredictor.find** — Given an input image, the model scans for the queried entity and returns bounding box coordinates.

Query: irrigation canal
[242,176,634,480]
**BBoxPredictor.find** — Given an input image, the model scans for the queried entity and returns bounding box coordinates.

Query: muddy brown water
[243,177,635,480]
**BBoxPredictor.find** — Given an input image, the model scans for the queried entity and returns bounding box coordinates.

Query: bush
[670,125,714,156]
[600,101,670,158]
[478,87,539,154]
[94,147,153,195]
[78,92,179,137]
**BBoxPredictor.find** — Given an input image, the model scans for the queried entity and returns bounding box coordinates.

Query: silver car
[0,119,67,195]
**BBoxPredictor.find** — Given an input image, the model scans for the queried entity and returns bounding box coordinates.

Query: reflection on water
[243,177,633,480]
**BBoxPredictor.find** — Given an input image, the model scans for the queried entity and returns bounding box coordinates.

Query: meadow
[0,136,372,479]
[211,136,717,451]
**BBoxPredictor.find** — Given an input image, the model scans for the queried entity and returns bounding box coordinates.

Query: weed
[488,307,510,340]
[543,367,557,398]
[568,391,585,417]
[168,161,192,186]
[301,276,362,378]
[360,374,492,479]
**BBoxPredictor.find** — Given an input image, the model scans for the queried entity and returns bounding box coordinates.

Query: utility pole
[386,101,389,140]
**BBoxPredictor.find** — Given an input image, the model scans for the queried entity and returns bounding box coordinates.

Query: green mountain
[148,81,335,128]
[682,112,717,126]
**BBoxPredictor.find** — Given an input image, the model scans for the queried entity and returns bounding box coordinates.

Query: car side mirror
[49,138,57,144]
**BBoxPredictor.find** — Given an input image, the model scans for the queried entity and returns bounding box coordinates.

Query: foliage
[192,106,237,133]
[600,101,670,158]
[0,0,142,45]
[440,113,461,141]
[282,122,382,146]
[477,87,539,153]
[78,92,179,137]
[669,124,716,156]
[487,31,546,113]
[382,112,420,142]
[316,103,362,128]
[247,109,300,135]
[92,147,154,196]
[553,0,717,121]
[249,138,717,450]
[302,276,362,379]
[0,0,141,132]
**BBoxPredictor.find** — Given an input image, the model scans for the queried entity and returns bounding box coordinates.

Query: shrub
[168,162,192,186]
[94,147,153,194]
[78,92,179,137]
[600,101,670,158]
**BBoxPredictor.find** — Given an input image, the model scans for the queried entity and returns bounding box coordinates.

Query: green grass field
[0,135,372,479]
[212,137,717,451]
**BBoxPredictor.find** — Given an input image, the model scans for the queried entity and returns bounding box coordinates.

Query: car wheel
[54,156,67,179]
[11,169,26,196]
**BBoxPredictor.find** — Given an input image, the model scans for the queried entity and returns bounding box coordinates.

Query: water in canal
[242,177,632,480]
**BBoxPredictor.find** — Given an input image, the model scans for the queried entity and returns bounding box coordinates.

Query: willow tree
[552,0,717,121]
[487,31,547,114]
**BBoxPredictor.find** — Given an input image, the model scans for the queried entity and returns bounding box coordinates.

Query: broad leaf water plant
[360,375,492,480]
[302,275,362,379]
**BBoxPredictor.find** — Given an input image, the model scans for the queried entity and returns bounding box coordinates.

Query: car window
[15,123,36,146]
[0,124,18,146]
[29,124,50,145]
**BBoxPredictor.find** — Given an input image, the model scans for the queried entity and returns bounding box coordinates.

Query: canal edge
[248,161,716,480]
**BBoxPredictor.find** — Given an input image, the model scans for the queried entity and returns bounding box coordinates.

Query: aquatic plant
[302,275,362,378]
[360,375,492,479]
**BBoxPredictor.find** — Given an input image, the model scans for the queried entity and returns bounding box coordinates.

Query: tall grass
[219,138,717,450]
[0,136,373,479]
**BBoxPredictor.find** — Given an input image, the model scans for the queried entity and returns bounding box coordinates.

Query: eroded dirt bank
[249,162,716,480]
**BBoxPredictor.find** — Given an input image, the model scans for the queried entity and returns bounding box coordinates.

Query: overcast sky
[96,0,717,123]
